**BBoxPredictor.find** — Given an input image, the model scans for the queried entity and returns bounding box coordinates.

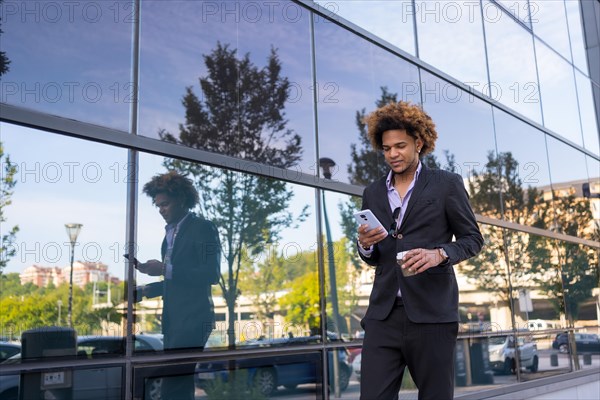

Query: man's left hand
[401,248,447,275]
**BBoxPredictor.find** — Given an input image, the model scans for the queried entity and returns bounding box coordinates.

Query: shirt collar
[165,212,191,231]
[385,161,422,191]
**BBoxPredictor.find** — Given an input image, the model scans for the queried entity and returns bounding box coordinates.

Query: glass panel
[0,123,127,346]
[484,3,542,123]
[419,70,497,186]
[535,40,582,146]
[415,0,488,90]
[494,0,532,27]
[138,353,322,399]
[313,0,416,55]
[530,0,572,62]
[137,0,315,175]
[492,107,552,223]
[574,70,600,156]
[564,0,588,75]
[0,0,132,131]
[545,135,588,188]
[17,365,123,400]
[320,191,365,341]
[135,152,318,352]
[457,225,518,389]
[314,18,421,184]
[585,157,600,230]
[326,348,358,397]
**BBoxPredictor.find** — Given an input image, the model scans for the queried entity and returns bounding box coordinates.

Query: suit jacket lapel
[400,164,433,226]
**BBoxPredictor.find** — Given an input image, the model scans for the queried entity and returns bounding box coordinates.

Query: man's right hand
[136,259,164,276]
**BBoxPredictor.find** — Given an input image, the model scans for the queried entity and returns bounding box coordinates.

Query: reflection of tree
[532,192,598,321]
[0,274,121,334]
[0,142,18,273]
[463,151,547,308]
[463,151,598,323]
[160,43,305,348]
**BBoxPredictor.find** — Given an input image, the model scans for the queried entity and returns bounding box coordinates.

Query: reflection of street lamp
[319,157,342,398]
[57,300,62,326]
[319,158,342,330]
[65,223,83,328]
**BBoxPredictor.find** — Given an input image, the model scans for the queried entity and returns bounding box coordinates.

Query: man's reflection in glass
[137,171,221,399]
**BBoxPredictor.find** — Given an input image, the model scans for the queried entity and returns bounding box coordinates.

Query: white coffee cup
[397,251,416,277]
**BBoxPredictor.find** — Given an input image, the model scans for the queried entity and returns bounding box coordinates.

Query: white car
[488,334,538,374]
[352,352,362,382]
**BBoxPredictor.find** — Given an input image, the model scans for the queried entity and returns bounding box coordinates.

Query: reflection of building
[19,262,119,288]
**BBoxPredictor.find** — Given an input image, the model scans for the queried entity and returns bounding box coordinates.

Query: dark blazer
[158,214,221,349]
[359,165,483,324]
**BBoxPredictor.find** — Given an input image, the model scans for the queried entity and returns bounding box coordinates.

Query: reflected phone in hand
[123,254,140,267]
[353,209,386,233]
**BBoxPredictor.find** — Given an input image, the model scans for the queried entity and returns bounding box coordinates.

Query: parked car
[488,333,538,374]
[0,343,21,363]
[195,334,353,396]
[0,334,163,400]
[552,333,600,354]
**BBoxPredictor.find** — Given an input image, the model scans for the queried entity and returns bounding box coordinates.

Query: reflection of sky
[535,40,582,147]
[1,123,348,282]
[314,0,415,55]
[563,0,588,75]
[420,70,496,179]
[529,0,571,62]
[415,0,488,88]
[493,108,552,188]
[314,20,421,182]
[484,4,542,124]
[1,0,132,131]
[494,0,531,26]
[574,70,600,157]
[137,1,317,174]
[546,135,589,185]
[2,124,128,278]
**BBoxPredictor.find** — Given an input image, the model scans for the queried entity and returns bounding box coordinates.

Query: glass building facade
[0,1,598,399]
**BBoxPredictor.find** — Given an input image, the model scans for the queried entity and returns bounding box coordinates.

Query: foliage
[463,150,597,321]
[0,0,10,77]
[278,271,320,333]
[0,142,19,273]
[0,276,122,338]
[160,43,305,347]
[203,369,266,400]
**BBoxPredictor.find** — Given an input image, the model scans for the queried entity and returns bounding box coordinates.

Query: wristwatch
[437,247,449,262]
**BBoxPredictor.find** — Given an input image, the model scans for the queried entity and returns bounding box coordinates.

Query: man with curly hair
[137,171,221,399]
[356,101,483,399]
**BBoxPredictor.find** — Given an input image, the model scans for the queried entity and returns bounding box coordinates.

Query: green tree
[278,271,320,334]
[463,151,548,312]
[0,142,18,274]
[530,191,599,321]
[160,43,305,347]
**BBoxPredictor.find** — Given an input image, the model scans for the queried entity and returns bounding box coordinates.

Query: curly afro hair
[143,171,199,210]
[363,101,438,155]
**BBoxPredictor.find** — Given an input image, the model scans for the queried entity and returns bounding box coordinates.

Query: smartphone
[354,209,386,233]
[123,254,140,267]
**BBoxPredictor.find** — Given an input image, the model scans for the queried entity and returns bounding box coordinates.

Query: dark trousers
[360,302,458,400]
